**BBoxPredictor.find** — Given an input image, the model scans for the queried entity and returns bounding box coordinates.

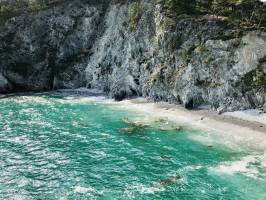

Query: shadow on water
[0,89,106,100]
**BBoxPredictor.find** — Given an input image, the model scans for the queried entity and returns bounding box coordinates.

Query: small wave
[12,96,54,106]
[73,186,96,194]
[181,165,203,172]
[129,184,165,194]
[11,194,27,200]
[209,153,266,178]
[188,133,243,152]
[93,150,107,158]
[55,96,106,104]
[53,88,105,98]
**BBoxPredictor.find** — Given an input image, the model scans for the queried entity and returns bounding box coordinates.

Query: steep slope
[0,0,265,111]
[0,0,106,91]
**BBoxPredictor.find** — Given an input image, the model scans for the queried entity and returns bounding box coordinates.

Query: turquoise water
[0,92,266,200]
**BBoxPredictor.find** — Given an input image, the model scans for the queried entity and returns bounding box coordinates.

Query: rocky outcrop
[0,0,265,111]
[0,0,106,92]
[0,73,12,93]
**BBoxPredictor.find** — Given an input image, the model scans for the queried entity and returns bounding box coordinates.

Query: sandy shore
[54,88,265,150]
[3,89,266,150]
[111,98,266,150]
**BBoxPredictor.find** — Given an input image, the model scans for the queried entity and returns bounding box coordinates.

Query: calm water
[0,92,266,200]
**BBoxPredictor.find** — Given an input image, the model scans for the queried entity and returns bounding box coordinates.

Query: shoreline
[2,89,266,150]
[109,98,266,151]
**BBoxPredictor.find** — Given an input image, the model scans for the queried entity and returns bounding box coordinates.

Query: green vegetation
[254,71,265,86]
[166,68,178,88]
[0,0,65,22]
[167,34,182,51]
[1,0,265,29]
[151,71,162,83]
[159,17,175,30]
[155,0,266,28]
[156,0,197,15]
[180,43,195,63]
[128,1,142,32]
[195,44,206,55]
[205,56,215,64]
[149,65,178,88]
[209,80,221,88]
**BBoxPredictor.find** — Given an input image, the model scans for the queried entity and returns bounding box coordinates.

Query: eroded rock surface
[0,73,11,93]
[0,0,265,111]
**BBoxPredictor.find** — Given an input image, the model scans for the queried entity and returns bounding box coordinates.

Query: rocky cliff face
[0,0,265,112]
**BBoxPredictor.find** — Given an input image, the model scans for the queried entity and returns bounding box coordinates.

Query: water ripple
[0,94,265,199]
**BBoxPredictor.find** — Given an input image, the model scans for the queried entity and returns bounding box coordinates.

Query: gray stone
[0,0,265,111]
[0,73,11,93]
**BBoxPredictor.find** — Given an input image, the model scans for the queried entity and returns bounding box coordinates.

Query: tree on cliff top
[156,0,266,27]
[0,0,64,19]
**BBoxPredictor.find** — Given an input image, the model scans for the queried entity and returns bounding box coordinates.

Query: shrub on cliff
[128,1,142,31]
[0,0,65,20]
[156,0,266,28]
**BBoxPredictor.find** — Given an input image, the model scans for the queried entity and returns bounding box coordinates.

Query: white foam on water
[181,165,203,172]
[93,150,107,158]
[2,135,32,146]
[187,133,243,152]
[60,186,100,200]
[209,153,266,178]
[11,194,26,200]
[112,99,266,151]
[25,88,105,105]
[17,177,29,187]
[50,91,266,152]
[99,132,110,136]
[55,96,107,105]
[73,186,96,194]
[12,95,54,106]
[44,89,265,150]
[260,154,266,168]
[129,184,165,194]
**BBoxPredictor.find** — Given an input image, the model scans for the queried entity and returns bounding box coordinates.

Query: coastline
[109,98,266,151]
[1,90,266,199]
[46,88,266,150]
[2,89,266,150]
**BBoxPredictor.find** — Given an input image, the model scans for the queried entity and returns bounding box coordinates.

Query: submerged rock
[155,117,182,132]
[159,126,182,132]
[156,174,182,187]
[160,156,172,161]
[121,117,131,125]
[119,127,135,134]
[156,118,169,123]
[121,117,149,128]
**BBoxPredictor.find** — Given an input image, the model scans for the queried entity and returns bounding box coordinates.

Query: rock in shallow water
[119,127,135,134]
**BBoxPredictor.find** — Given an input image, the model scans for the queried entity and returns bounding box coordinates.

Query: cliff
[0,0,265,112]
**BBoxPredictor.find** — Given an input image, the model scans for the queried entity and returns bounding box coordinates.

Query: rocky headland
[0,0,265,112]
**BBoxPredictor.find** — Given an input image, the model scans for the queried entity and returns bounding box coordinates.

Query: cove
[0,92,266,200]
